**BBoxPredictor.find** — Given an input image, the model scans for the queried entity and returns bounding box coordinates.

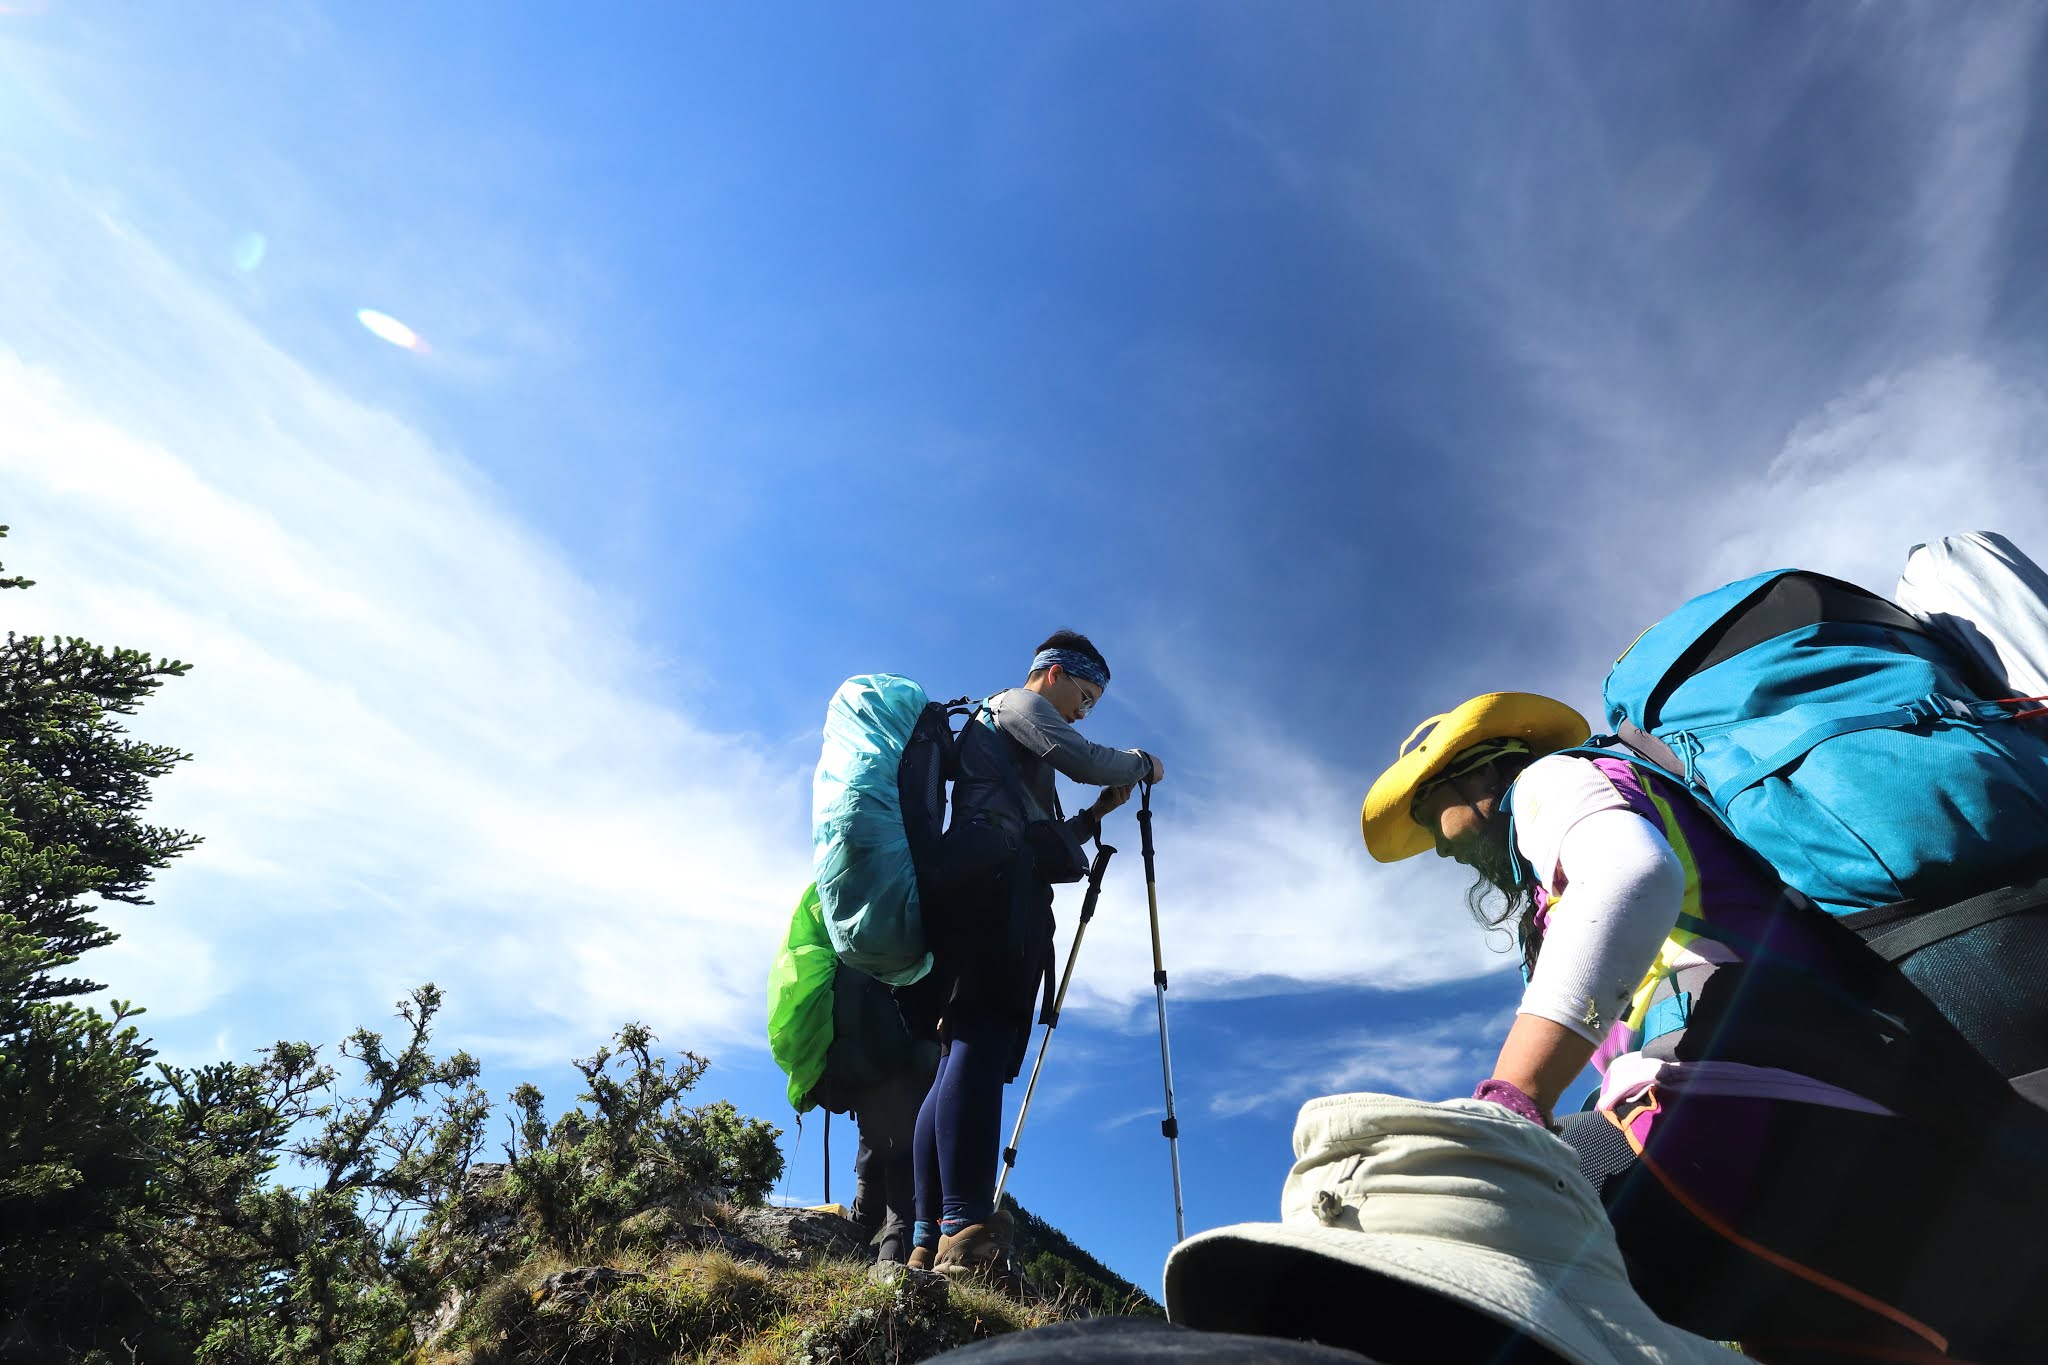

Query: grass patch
[423,1225,1086,1362]
[746,1258,1063,1364]
[579,1252,785,1359]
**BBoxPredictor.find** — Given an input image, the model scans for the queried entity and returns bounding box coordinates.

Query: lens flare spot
[356,308,428,353]
[231,232,267,272]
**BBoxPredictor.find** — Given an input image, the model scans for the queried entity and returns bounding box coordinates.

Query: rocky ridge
[416,1168,1158,1364]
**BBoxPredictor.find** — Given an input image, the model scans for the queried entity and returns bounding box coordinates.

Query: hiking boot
[934,1209,1018,1285]
[906,1245,934,1271]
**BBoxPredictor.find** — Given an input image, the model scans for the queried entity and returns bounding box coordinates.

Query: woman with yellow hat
[1362,693,2048,1361]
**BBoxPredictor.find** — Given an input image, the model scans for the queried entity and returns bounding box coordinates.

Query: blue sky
[7,1,2048,1295]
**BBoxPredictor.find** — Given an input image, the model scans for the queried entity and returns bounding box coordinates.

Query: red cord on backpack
[1992,694,2048,722]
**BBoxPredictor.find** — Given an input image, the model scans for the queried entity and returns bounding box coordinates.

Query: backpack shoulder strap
[960,699,1047,823]
[1550,739,1790,887]
[1611,720,1686,780]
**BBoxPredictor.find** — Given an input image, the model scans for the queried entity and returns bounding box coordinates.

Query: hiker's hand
[1146,752,1166,784]
[1090,785,1134,820]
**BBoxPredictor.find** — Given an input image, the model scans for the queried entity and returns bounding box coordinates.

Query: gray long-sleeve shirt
[981,687,1153,825]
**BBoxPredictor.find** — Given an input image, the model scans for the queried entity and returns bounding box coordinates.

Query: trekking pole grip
[1077,841,1116,926]
[1138,781,1158,874]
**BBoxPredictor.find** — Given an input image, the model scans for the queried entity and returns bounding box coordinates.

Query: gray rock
[450,1162,513,1213]
[413,1163,528,1342]
[868,1260,950,1305]
[794,1261,964,1363]
[417,1285,466,1346]
[731,1205,870,1261]
[616,1202,696,1252]
[428,1163,523,1265]
[670,1221,792,1267]
[533,1265,647,1310]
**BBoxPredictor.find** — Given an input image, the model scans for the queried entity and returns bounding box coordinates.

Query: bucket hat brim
[1360,692,1590,863]
[1167,1220,1731,1365]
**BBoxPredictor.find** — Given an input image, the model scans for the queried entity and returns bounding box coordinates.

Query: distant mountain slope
[1007,1195,1162,1318]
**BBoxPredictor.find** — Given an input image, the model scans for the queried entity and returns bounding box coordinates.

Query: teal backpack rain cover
[813,674,935,986]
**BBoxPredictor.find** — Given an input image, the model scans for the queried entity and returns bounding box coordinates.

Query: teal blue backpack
[811,675,966,986]
[1575,568,2048,1087]
[1595,569,2048,915]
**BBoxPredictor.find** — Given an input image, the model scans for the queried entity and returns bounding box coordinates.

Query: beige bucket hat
[1164,1094,1734,1364]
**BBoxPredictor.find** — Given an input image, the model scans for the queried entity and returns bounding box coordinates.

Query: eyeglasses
[1068,674,1101,716]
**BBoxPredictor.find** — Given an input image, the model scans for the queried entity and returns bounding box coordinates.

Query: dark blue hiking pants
[913,1004,1017,1238]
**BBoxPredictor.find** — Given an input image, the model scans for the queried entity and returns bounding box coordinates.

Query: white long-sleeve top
[1510,755,1687,1044]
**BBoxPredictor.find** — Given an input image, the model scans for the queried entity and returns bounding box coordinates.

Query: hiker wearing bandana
[1361,692,2048,1361]
[909,631,1163,1280]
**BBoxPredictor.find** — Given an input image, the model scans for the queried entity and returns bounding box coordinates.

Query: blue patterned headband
[1032,648,1108,690]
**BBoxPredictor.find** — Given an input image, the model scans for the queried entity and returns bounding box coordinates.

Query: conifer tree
[0,525,200,1354]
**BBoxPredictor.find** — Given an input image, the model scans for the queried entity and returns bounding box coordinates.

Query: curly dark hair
[1029,629,1111,683]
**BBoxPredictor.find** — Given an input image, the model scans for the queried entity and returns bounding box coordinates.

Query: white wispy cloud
[1704,357,2048,593]
[1,168,811,1065]
[1449,4,2048,653]
[1207,1008,1512,1119]
[1046,711,1512,1020]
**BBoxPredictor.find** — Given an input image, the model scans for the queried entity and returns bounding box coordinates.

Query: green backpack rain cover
[812,673,934,986]
[766,881,941,1114]
[766,883,836,1110]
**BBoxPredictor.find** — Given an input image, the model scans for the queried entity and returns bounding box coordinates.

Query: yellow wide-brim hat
[1360,693,1590,863]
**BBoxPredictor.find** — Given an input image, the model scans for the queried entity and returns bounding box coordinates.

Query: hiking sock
[913,1221,940,1253]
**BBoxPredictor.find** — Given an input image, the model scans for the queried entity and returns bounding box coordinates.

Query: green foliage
[0,998,185,1361]
[500,1023,784,1256]
[0,527,200,1360]
[155,984,492,1365]
[0,538,196,1013]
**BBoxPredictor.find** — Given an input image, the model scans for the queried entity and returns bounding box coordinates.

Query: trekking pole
[1138,780,1186,1243]
[994,837,1117,1204]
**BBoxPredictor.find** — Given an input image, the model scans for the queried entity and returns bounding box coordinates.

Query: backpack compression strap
[1841,874,2048,963]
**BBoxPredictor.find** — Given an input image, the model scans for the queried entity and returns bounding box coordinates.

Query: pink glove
[1473,1078,1547,1128]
